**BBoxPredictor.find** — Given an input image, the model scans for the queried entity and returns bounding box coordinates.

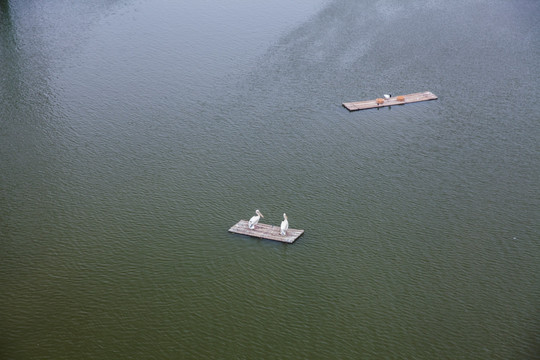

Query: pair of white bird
[248,209,289,236]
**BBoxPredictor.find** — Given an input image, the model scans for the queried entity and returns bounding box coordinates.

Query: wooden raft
[342,91,438,111]
[228,220,304,244]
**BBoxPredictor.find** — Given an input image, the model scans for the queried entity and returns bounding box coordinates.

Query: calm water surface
[1,0,539,358]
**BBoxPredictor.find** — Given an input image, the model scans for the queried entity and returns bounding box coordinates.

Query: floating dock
[342,91,438,111]
[228,220,304,244]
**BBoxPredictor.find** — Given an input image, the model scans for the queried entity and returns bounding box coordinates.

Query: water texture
[1,0,539,358]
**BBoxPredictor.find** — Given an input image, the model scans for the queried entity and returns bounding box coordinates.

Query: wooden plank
[343,91,438,111]
[228,220,304,244]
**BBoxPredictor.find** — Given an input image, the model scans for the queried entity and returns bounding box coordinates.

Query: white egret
[280,213,289,236]
[248,209,263,229]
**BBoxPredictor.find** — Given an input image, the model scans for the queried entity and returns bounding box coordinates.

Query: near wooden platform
[228,220,304,244]
[343,91,438,111]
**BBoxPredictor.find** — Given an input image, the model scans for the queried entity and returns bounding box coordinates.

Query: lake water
[1,0,539,358]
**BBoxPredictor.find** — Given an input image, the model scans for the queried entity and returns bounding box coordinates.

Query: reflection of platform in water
[343,91,438,111]
[228,220,304,244]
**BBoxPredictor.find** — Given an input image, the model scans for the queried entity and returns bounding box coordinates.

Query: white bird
[383,94,392,99]
[248,209,264,229]
[280,213,289,236]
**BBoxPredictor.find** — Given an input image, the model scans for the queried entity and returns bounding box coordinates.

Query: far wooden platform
[228,220,304,244]
[342,91,438,111]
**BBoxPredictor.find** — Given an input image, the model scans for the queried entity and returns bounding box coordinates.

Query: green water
[1,0,539,358]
